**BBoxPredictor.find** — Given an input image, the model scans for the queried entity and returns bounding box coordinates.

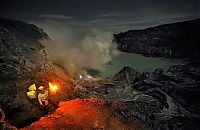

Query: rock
[1,17,200,130]
[77,62,200,129]
[112,18,200,129]
[0,18,71,127]
[0,108,17,130]
[114,18,200,58]
[23,99,135,130]
[111,66,141,84]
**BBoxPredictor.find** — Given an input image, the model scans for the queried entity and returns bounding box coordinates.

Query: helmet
[38,86,44,90]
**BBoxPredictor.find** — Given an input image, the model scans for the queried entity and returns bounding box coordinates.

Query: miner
[38,86,49,109]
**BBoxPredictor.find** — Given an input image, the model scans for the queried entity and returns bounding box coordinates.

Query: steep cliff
[114,18,200,58]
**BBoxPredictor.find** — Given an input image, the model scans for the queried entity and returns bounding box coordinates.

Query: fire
[49,82,58,93]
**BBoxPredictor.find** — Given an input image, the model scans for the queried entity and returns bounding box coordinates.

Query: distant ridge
[114,18,200,58]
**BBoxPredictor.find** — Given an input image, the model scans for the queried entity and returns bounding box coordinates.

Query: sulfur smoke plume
[39,21,119,76]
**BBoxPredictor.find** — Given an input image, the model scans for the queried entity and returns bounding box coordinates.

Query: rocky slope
[23,62,200,130]
[114,18,200,58]
[0,18,73,127]
[76,62,200,130]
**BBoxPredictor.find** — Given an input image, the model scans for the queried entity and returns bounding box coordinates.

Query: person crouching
[38,86,49,113]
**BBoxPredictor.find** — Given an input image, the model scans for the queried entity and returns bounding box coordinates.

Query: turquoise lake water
[99,52,182,78]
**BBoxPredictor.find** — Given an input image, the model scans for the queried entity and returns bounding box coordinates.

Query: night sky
[0,0,199,31]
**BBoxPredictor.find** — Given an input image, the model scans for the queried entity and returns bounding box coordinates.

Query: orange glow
[49,82,58,93]
[22,98,132,130]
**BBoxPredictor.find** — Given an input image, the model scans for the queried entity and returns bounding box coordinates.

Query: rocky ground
[1,17,200,130]
[75,61,200,130]
[22,98,139,130]
[22,61,200,130]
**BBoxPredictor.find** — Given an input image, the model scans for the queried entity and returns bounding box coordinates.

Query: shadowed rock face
[114,18,200,58]
[0,108,17,130]
[0,18,72,127]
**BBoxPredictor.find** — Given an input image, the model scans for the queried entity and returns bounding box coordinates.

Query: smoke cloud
[38,21,119,76]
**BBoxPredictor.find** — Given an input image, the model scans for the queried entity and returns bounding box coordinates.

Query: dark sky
[0,0,199,31]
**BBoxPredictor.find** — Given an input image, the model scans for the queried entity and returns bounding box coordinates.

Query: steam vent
[0,0,200,129]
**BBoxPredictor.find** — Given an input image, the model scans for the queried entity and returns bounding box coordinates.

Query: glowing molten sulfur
[49,82,58,93]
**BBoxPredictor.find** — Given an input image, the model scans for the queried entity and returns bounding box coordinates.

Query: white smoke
[38,21,119,75]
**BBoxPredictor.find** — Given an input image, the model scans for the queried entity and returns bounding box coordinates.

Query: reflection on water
[99,52,183,78]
